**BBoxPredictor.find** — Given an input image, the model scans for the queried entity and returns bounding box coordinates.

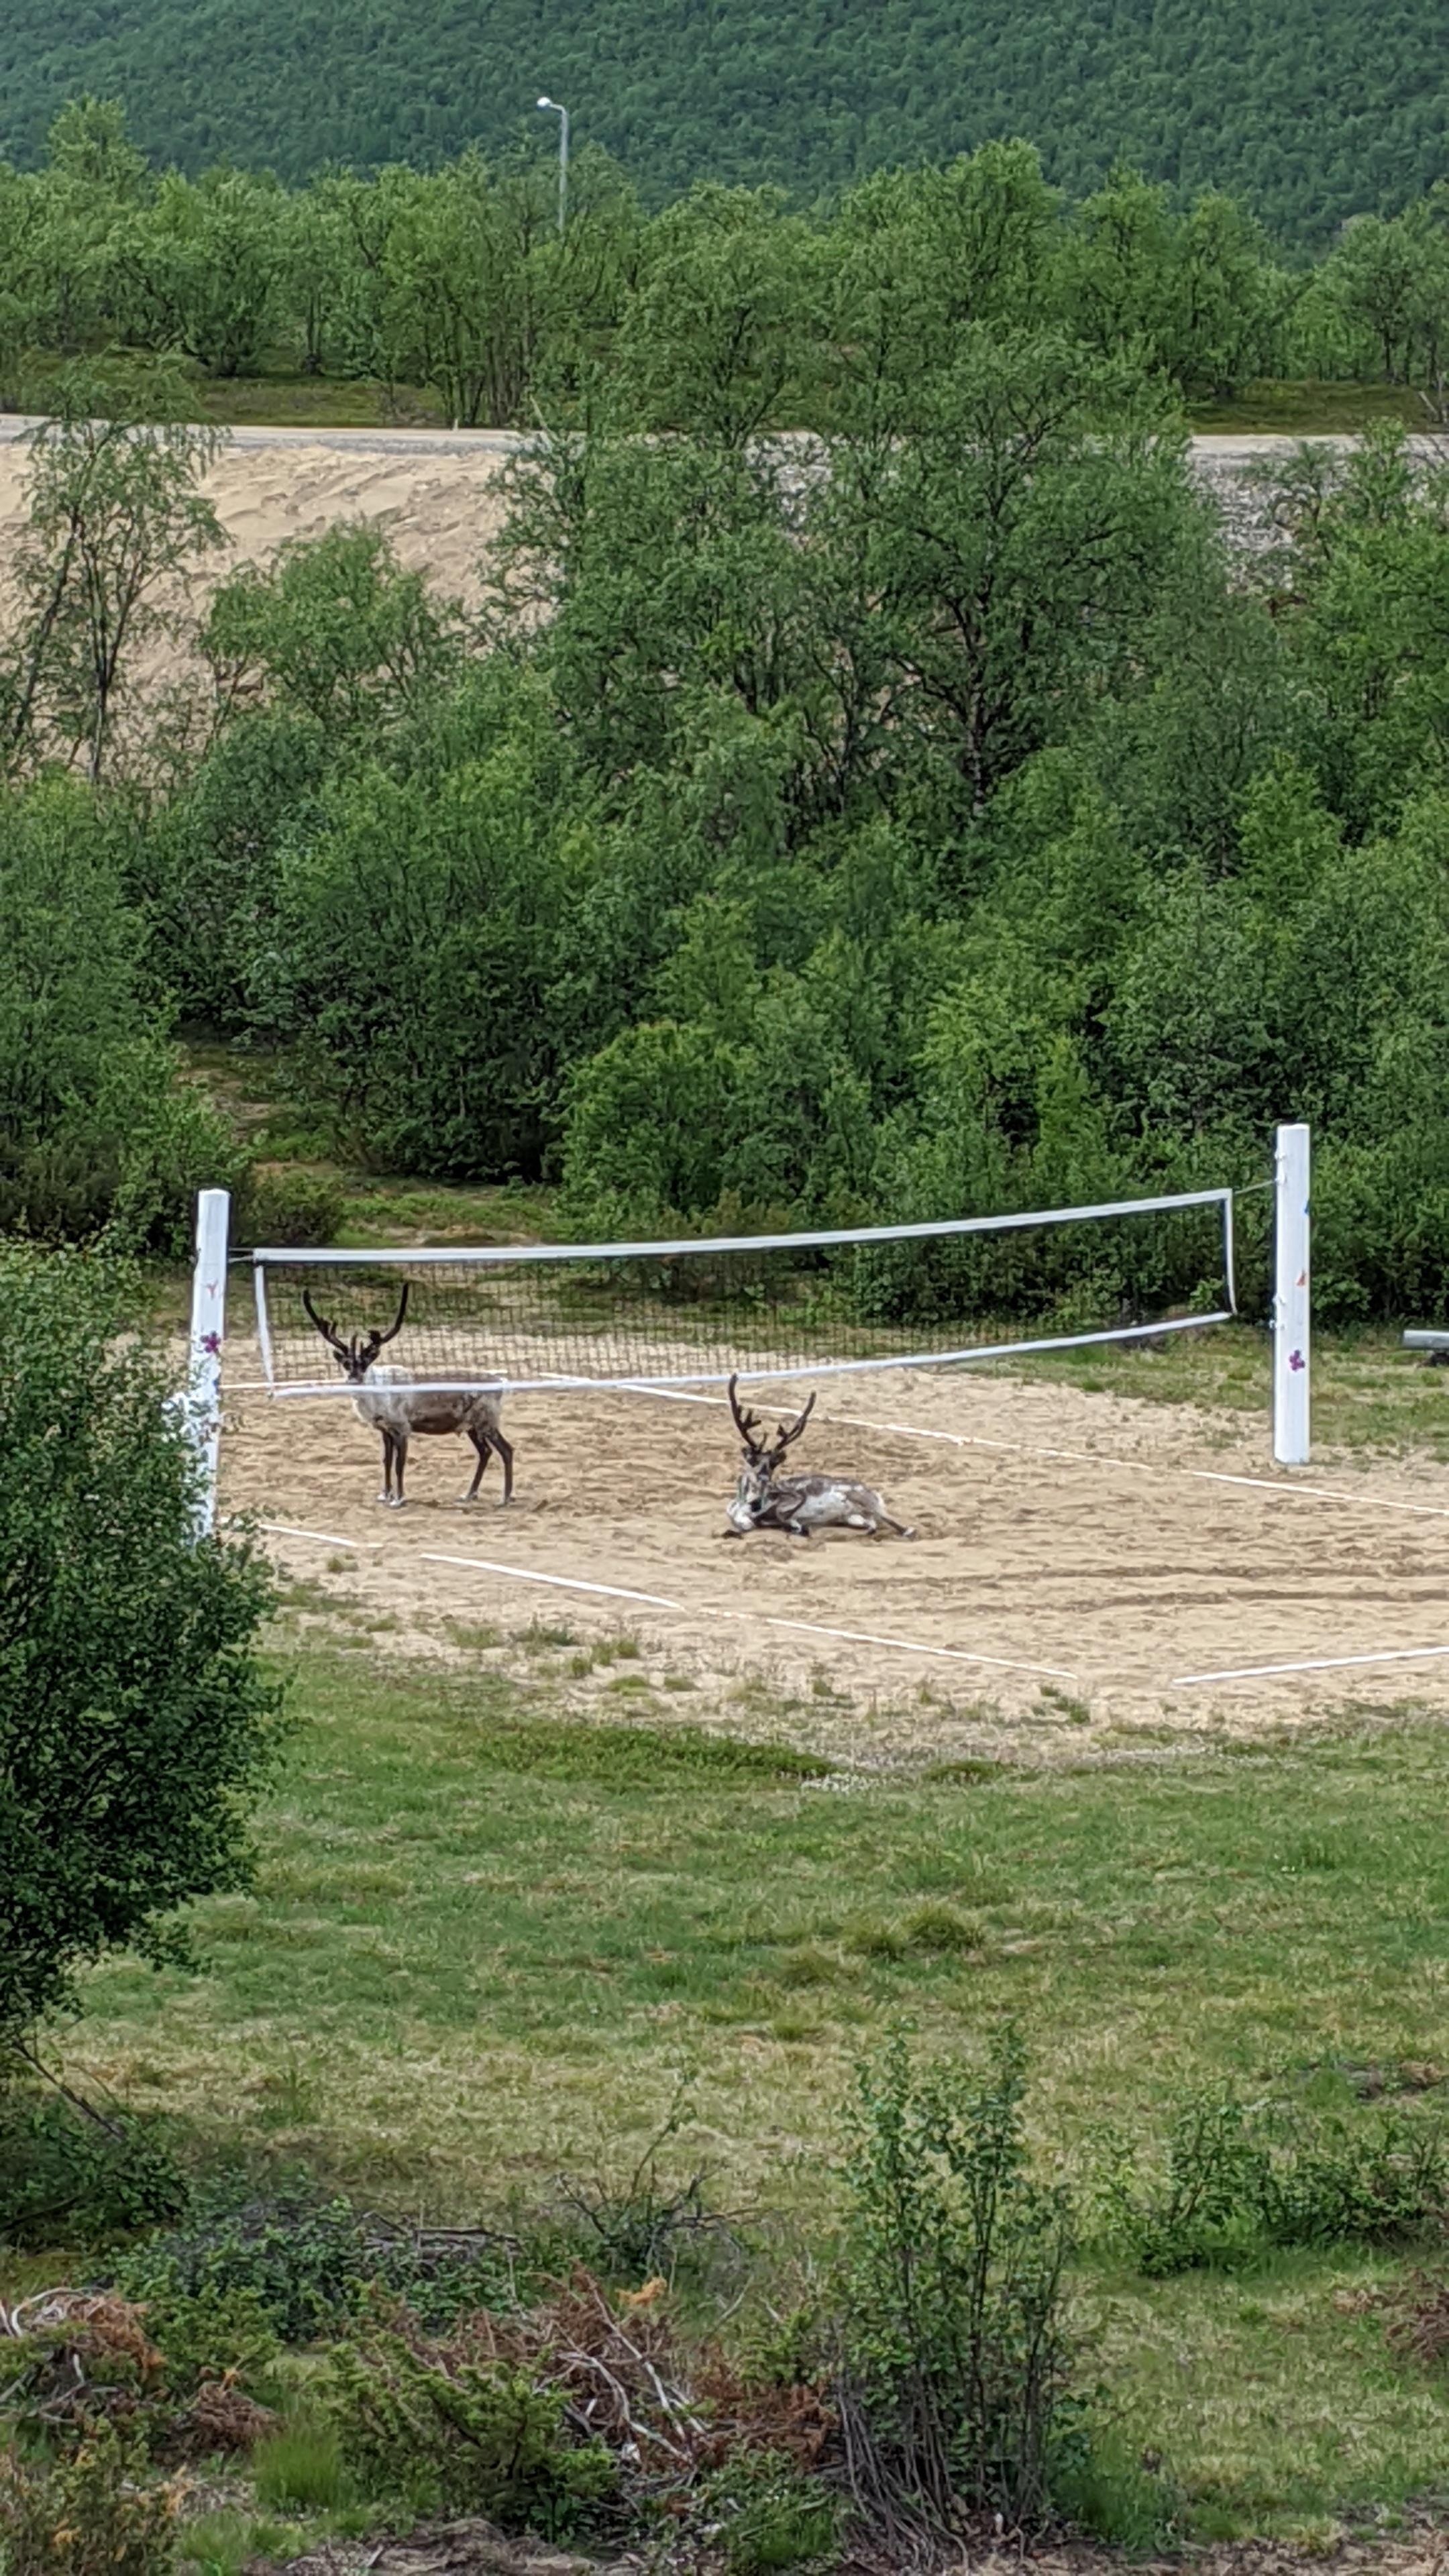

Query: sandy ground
[219,1344,1449,1765]
[0,434,515,627]
[0,423,1415,646]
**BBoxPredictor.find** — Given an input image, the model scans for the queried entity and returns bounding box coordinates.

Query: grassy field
[1186,380,1424,435]
[35,1635,1449,2544]
[9,360,1426,438]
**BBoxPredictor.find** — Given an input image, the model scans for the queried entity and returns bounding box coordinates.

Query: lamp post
[536,96,570,235]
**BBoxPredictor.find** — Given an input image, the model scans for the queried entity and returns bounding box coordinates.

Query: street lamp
[536,96,570,236]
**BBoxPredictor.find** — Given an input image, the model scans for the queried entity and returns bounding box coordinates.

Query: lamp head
[537,95,553,108]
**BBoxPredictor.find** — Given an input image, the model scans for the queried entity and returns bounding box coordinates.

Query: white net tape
[246,1187,1237,1398]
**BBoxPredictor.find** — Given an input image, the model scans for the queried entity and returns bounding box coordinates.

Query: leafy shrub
[117,2186,378,2345]
[266,741,576,1179]
[115,2176,519,2343]
[1099,2086,1449,2275]
[131,707,335,1026]
[327,2314,616,2533]
[0,2093,186,2248]
[837,2029,1082,2532]
[0,779,242,1254]
[1097,2090,1269,2277]
[0,2424,180,2576]
[0,1244,283,2053]
[235,1163,347,1249]
[135,2280,280,2400]
[203,525,464,736]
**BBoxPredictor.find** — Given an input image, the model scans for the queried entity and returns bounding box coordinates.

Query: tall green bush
[839,2031,1081,2531]
[0,780,241,1252]
[0,1243,284,2050]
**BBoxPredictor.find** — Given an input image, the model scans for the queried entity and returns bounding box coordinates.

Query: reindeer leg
[377,1432,394,1505]
[464,1430,491,1504]
[489,1427,514,1505]
[391,1434,409,1507]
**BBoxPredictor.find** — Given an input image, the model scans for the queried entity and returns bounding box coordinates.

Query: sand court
[217,1342,1449,1756]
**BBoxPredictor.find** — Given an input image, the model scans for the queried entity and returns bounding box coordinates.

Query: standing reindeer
[303,1285,513,1509]
[724,1377,914,1539]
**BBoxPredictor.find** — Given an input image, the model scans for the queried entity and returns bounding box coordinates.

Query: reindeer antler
[728,1374,767,1459]
[373,1282,410,1347]
[302,1288,350,1357]
[770,1391,816,1458]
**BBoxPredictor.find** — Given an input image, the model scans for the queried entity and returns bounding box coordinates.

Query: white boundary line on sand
[625,1384,1449,1527]
[420,1550,1079,1682]
[1174,1642,1449,1685]
[260,1520,384,1551]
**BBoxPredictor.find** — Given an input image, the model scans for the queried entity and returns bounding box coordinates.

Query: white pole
[1273,1123,1310,1466]
[186,1188,230,1536]
[537,96,569,233]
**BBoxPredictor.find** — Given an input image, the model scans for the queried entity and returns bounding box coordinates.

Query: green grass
[48,1647,1449,2538]
[16,352,1427,441]
[1187,380,1424,435]
[17,349,450,431]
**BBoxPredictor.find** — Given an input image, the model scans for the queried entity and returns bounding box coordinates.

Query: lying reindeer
[724,1377,914,1540]
[303,1284,513,1509]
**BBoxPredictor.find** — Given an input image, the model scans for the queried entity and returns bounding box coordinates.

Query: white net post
[186,1188,230,1536]
[1273,1123,1310,1466]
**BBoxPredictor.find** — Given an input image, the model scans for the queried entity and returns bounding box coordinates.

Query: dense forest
[5,136,1449,1329]
[4,105,1449,427]
[0,0,1445,245]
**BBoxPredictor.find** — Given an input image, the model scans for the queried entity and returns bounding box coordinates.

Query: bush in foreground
[0,1243,284,2057]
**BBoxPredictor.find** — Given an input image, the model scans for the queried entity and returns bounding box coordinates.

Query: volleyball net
[246,1184,1238,1398]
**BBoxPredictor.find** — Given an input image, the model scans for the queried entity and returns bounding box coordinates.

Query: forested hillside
[7,225,1449,1328]
[1,0,1444,244]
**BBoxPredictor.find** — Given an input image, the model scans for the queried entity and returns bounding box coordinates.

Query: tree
[827,147,1063,433]
[2,364,226,782]
[0,778,240,1252]
[45,95,148,201]
[113,167,286,377]
[836,329,1213,820]
[202,523,465,736]
[0,1242,283,2056]
[1323,213,1426,380]
[374,154,551,429]
[610,183,822,441]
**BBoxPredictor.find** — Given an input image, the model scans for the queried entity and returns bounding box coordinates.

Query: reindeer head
[303,1283,409,1381]
[727,1374,816,1522]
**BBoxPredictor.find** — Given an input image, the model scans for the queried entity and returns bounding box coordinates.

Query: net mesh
[249,1191,1236,1396]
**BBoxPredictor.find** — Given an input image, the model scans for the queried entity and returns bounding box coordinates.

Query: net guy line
[420,1550,1081,1681]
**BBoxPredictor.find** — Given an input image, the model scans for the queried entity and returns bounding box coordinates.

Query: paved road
[0,416,523,454]
[0,413,1436,462]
